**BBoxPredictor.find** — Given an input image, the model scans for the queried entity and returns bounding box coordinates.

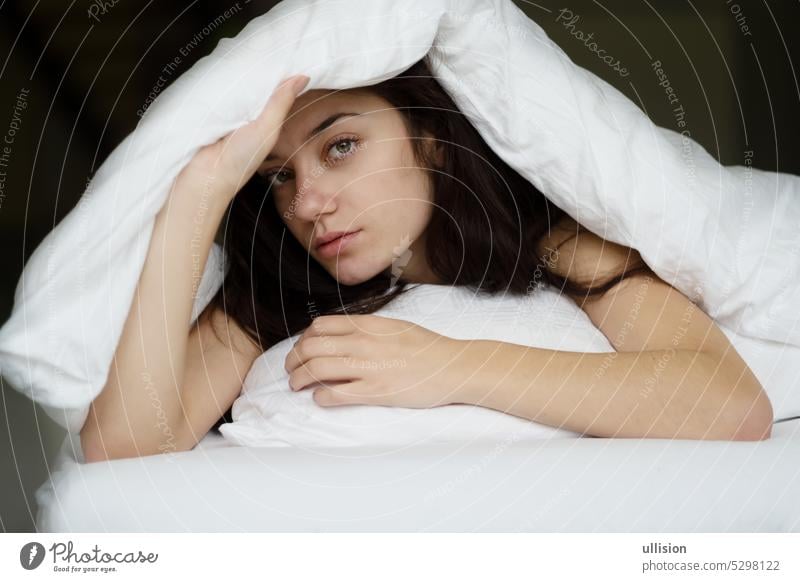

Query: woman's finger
[285,333,368,374]
[301,314,371,340]
[245,74,309,159]
[224,74,310,179]
[300,316,354,340]
[288,356,357,391]
[313,381,370,406]
[258,74,310,132]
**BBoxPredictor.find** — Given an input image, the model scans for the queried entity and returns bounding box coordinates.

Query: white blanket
[1,0,799,435]
[35,420,800,532]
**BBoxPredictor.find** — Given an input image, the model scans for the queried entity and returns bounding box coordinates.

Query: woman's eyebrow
[264,111,362,162]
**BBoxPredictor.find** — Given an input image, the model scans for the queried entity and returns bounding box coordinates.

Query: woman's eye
[264,169,292,188]
[326,137,359,162]
[262,137,358,188]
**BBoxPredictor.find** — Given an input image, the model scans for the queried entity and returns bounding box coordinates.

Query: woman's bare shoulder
[535,215,647,290]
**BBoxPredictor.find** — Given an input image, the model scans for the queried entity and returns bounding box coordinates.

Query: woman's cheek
[274,191,298,225]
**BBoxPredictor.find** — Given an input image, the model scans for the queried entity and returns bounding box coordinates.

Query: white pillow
[219,284,612,448]
[1,0,798,433]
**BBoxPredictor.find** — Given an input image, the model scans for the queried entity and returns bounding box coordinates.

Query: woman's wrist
[169,171,233,219]
[446,338,499,406]
[448,338,543,410]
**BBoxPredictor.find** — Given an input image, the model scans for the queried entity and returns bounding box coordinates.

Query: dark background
[1,0,798,531]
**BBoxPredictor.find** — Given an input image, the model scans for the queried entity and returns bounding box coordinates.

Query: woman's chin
[333,271,374,286]
[327,263,386,286]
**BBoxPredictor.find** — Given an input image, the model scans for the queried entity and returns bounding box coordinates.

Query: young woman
[80,58,773,462]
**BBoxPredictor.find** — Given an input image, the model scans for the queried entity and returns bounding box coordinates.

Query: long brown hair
[204,56,647,427]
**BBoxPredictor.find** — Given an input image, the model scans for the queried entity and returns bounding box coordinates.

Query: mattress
[35,417,800,532]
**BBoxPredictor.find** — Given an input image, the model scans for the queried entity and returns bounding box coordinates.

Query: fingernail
[291,75,310,94]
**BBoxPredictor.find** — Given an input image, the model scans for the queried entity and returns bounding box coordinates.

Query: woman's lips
[316,230,361,259]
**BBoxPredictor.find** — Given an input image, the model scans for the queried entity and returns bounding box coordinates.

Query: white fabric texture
[35,421,800,532]
[219,283,612,448]
[1,0,799,434]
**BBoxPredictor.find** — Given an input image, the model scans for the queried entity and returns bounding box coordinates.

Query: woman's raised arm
[79,74,309,462]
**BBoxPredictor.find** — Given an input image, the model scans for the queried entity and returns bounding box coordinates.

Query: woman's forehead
[289,88,381,117]
[266,89,395,161]
[282,90,392,138]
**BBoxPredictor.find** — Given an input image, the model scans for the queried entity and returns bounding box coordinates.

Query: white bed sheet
[35,418,800,532]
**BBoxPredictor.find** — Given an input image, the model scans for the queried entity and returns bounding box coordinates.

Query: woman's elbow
[731,386,774,441]
[79,423,110,464]
[80,425,192,463]
[79,431,137,464]
[81,441,189,463]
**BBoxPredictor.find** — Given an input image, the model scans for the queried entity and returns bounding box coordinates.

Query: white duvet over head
[1,0,799,436]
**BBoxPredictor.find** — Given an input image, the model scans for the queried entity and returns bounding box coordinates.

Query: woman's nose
[291,165,338,221]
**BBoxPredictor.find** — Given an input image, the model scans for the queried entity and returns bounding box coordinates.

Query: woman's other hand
[284,314,468,409]
[174,74,310,202]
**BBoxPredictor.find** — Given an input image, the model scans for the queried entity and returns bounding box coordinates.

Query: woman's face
[257,88,439,286]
